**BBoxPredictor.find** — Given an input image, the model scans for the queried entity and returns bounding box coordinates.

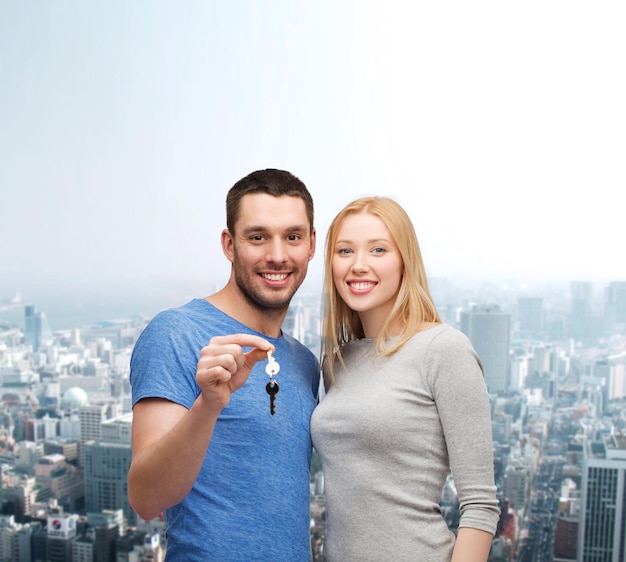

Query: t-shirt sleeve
[425,328,501,534]
[130,310,201,410]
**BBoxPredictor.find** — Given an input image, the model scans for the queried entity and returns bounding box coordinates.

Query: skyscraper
[605,281,626,333]
[24,305,52,351]
[570,281,593,339]
[460,304,511,393]
[554,499,579,561]
[517,297,544,336]
[578,435,626,561]
[77,404,103,470]
[592,355,626,402]
[46,504,78,562]
[84,413,135,525]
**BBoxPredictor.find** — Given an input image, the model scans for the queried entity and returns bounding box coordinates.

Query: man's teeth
[263,273,288,281]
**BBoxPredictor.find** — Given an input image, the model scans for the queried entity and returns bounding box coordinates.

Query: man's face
[224,193,316,313]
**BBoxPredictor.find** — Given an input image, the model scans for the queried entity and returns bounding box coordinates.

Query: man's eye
[288,234,301,241]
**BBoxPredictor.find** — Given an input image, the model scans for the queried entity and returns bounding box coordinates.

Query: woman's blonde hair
[322,197,441,380]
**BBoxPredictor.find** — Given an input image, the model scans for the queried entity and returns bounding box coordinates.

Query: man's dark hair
[226,169,314,234]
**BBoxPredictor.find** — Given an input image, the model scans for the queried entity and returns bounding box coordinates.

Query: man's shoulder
[148,298,226,326]
[135,299,217,345]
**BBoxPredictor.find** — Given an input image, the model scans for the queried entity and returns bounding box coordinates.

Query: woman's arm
[426,329,501,555]
[451,527,494,562]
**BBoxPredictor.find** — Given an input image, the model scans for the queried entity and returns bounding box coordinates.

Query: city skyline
[2,268,626,559]
[1,1,625,296]
[1,273,624,334]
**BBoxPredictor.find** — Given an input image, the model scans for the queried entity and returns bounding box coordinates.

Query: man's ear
[309,228,317,261]
[221,229,235,263]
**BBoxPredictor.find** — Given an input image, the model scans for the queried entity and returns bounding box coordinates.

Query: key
[266,381,280,415]
[265,351,281,415]
[265,351,280,376]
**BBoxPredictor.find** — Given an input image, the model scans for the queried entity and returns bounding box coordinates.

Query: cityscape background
[2,277,626,560]
[2,1,626,560]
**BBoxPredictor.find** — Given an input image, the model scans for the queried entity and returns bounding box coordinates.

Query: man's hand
[196,334,273,411]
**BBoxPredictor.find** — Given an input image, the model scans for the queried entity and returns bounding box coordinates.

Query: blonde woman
[311,197,500,561]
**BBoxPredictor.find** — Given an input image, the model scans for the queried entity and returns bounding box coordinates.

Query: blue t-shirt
[130,299,320,561]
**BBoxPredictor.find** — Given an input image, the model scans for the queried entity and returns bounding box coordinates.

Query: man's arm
[128,334,272,521]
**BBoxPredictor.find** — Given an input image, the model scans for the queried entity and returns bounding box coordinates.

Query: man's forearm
[128,398,221,520]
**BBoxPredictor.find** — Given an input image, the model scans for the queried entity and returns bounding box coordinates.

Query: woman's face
[331,211,403,337]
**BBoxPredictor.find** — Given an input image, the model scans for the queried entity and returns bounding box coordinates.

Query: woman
[311,197,500,561]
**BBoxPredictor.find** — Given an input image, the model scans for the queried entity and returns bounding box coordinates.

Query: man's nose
[267,239,288,263]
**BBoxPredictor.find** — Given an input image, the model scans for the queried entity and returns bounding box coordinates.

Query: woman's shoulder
[409,323,471,349]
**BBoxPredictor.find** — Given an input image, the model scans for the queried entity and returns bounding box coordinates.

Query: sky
[1,1,625,308]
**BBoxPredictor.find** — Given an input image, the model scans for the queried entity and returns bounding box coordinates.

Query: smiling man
[128,169,319,561]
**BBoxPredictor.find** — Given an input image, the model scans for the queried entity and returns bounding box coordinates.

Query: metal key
[265,350,281,415]
[265,350,280,377]
[266,380,280,415]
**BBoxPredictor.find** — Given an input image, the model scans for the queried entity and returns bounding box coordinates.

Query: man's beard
[233,260,305,314]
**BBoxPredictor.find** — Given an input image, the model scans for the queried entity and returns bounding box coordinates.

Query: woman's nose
[351,257,369,274]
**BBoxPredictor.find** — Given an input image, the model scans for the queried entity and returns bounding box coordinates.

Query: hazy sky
[2,1,625,301]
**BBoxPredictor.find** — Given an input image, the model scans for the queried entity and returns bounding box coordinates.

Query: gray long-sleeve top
[311,324,500,561]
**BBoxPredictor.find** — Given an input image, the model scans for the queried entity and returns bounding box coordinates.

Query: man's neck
[206,286,286,338]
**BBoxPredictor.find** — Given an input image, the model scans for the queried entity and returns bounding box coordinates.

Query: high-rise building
[79,403,107,443]
[531,344,555,375]
[592,355,626,401]
[24,305,52,351]
[578,435,626,561]
[517,297,544,336]
[46,505,78,562]
[2,477,37,521]
[79,402,108,466]
[44,438,79,465]
[460,304,511,393]
[0,515,38,562]
[605,281,626,333]
[554,498,579,561]
[510,348,530,391]
[570,281,593,339]
[73,531,95,562]
[491,412,513,445]
[504,462,530,510]
[17,440,44,471]
[31,524,48,562]
[35,454,84,510]
[84,414,135,525]
[59,413,81,440]
[283,301,306,342]
[282,298,318,351]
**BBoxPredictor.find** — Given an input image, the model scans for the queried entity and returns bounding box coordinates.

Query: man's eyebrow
[284,224,310,232]
[240,224,309,235]
[240,225,268,235]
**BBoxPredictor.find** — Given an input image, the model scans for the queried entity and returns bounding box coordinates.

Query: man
[128,169,319,561]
